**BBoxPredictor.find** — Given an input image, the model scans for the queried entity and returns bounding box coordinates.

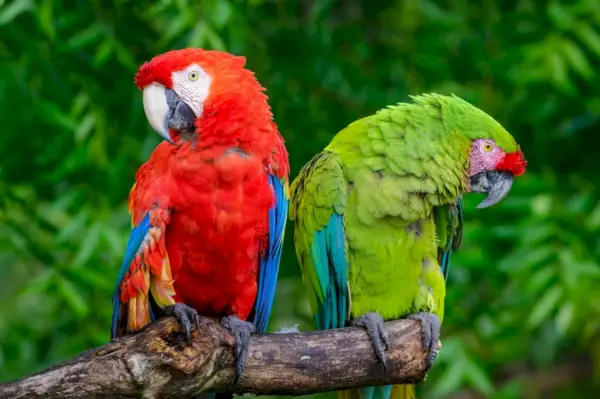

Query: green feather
[290,93,519,399]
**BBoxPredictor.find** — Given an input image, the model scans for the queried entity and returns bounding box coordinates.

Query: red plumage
[497,150,527,177]
[118,49,289,332]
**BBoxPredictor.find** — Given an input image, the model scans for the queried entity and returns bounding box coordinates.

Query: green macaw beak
[469,170,514,209]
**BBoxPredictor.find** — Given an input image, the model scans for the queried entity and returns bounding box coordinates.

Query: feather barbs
[118,208,175,333]
[134,48,246,90]
[497,150,527,176]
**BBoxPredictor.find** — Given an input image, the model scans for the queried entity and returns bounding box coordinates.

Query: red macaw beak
[142,83,196,144]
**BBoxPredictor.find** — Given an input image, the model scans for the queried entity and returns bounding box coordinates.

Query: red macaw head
[134,48,254,144]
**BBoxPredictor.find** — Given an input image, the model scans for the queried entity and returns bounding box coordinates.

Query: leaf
[102,227,126,256]
[37,101,77,131]
[463,357,494,396]
[72,222,102,267]
[70,92,89,119]
[491,380,524,399]
[205,27,227,51]
[497,246,554,272]
[555,302,574,336]
[74,113,96,143]
[526,266,556,296]
[527,285,563,330]
[15,269,55,297]
[157,16,189,47]
[546,1,576,31]
[114,41,137,71]
[57,210,90,243]
[211,0,233,29]
[530,194,553,217]
[63,24,105,50]
[66,267,114,291]
[574,23,600,58]
[187,21,208,48]
[584,202,600,230]
[93,40,113,68]
[429,360,466,396]
[548,50,574,93]
[37,0,54,40]
[561,39,593,80]
[0,0,33,26]
[57,278,88,317]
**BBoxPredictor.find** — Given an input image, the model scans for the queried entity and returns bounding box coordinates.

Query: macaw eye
[188,71,199,81]
[483,142,494,152]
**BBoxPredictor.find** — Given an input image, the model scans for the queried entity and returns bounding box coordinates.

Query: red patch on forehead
[134,48,247,89]
[497,150,527,176]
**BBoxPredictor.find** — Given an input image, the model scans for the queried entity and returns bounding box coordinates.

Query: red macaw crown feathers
[134,48,247,89]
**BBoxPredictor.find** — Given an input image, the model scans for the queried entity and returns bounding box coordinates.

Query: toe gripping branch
[350,312,390,369]
[165,303,201,342]
[221,315,257,378]
[407,312,441,370]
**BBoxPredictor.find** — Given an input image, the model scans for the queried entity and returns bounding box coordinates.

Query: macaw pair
[111,48,527,399]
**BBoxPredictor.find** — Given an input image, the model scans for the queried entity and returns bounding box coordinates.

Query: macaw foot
[221,315,256,377]
[164,303,201,343]
[407,312,441,370]
[349,312,390,368]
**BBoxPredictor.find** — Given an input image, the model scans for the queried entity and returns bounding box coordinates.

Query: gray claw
[165,303,201,343]
[407,312,441,369]
[350,312,390,368]
[221,315,256,377]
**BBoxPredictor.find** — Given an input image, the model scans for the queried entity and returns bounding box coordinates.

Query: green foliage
[1,0,599,397]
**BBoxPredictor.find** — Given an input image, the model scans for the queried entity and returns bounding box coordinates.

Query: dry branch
[0,316,429,399]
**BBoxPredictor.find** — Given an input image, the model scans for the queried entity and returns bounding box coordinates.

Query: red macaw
[110,48,290,377]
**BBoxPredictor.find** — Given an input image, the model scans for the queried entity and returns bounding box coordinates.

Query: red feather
[497,150,527,177]
[122,48,290,328]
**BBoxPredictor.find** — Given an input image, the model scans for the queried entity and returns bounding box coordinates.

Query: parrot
[289,93,527,399]
[110,48,290,382]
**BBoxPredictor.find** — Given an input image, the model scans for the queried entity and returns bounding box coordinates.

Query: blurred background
[1,0,600,398]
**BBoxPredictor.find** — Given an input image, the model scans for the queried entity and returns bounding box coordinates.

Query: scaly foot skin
[349,312,390,368]
[164,303,201,343]
[407,312,441,370]
[221,315,257,377]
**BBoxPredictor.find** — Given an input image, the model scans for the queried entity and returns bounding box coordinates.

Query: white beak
[142,83,173,143]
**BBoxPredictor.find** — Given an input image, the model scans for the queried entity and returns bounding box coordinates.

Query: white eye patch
[171,64,212,117]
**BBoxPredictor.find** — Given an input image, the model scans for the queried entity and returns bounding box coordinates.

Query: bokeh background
[1,0,600,398]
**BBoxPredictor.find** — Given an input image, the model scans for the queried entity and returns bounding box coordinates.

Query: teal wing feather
[434,198,463,281]
[289,151,349,329]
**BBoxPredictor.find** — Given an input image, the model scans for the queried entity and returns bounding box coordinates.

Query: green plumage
[290,94,520,399]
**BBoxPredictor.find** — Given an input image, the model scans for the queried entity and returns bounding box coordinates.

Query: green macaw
[289,93,527,399]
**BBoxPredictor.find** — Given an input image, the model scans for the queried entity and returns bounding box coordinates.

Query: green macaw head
[413,93,527,208]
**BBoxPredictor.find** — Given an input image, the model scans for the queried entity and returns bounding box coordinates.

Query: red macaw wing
[111,201,176,339]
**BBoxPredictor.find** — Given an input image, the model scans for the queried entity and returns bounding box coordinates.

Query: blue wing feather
[253,173,289,333]
[110,211,152,339]
[313,213,348,330]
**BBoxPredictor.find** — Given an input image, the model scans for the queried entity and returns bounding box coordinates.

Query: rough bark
[0,316,429,399]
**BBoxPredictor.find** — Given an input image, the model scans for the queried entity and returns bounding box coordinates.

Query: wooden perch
[0,316,429,399]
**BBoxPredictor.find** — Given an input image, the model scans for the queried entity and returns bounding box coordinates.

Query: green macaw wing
[433,198,463,281]
[290,151,349,329]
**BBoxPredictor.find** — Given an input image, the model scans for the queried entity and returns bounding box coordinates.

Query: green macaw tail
[338,384,416,399]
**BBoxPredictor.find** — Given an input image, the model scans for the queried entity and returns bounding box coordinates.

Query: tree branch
[0,317,429,399]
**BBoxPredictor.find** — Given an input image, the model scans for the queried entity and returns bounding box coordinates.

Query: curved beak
[469,170,514,209]
[142,84,196,144]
